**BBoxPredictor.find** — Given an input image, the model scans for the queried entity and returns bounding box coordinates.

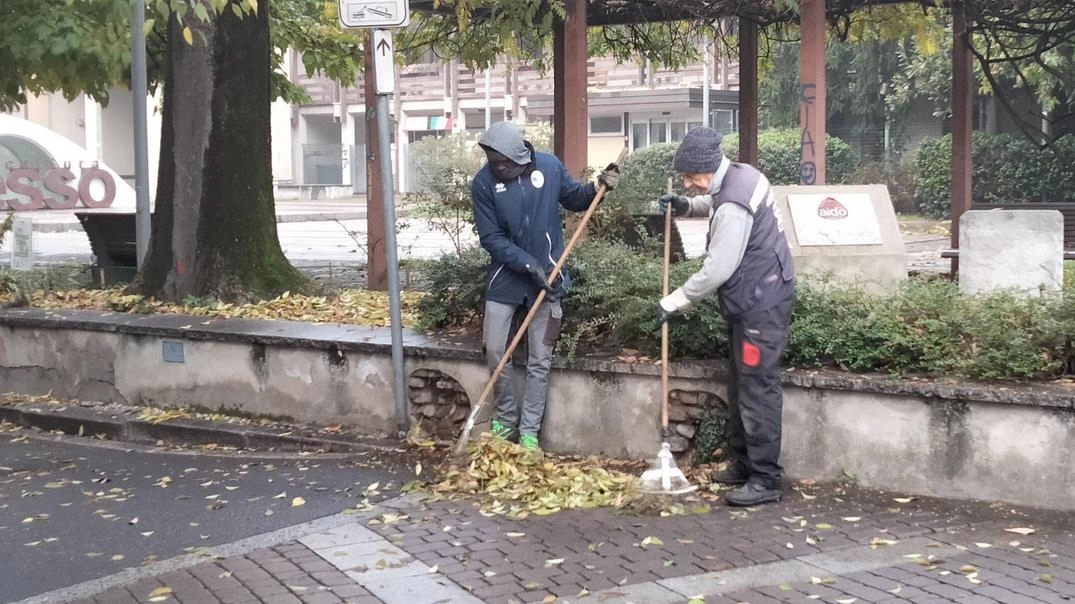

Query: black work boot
[724,482,782,506]
[709,464,750,486]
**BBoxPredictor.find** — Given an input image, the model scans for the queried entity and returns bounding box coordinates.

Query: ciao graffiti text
[0,162,116,211]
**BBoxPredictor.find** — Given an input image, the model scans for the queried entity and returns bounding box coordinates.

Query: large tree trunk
[132,0,307,302]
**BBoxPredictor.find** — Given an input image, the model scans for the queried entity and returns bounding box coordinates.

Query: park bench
[940,202,1075,261]
[75,212,139,284]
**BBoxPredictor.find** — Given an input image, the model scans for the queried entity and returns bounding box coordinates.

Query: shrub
[414,244,489,332]
[913,132,1075,218]
[416,238,1075,380]
[405,133,483,254]
[722,129,859,185]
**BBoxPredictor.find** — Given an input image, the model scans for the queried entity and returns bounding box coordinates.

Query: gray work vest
[714,163,795,319]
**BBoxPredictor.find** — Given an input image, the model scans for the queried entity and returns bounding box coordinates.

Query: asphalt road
[0,427,416,603]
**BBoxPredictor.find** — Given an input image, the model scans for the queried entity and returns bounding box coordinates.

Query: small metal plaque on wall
[162,340,185,364]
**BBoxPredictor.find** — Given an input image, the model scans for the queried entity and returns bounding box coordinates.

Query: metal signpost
[340,1,410,436]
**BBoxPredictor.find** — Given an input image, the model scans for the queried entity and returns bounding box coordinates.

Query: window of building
[589,115,624,136]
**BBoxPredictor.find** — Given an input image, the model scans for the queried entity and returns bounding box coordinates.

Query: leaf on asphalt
[129,517,139,525]
[887,585,902,594]
[893,497,915,503]
[545,558,564,567]
[800,492,817,500]
[806,536,817,545]
[415,462,422,476]
[112,555,124,561]
[218,572,231,579]
[778,582,794,591]
[1005,527,1037,535]
[677,539,695,544]
[836,598,857,604]
[86,552,103,557]
[1039,574,1053,583]
[273,492,287,499]
[483,571,497,577]
[506,532,525,538]
[577,588,590,597]
[959,565,978,574]
[523,582,543,590]
[292,497,306,507]
[841,516,862,522]
[141,531,155,537]
[805,595,820,600]
[428,565,438,573]
[975,542,992,548]
[148,586,173,600]
[815,523,833,530]
[366,482,381,493]
[640,536,664,548]
[542,596,556,604]
[686,597,705,604]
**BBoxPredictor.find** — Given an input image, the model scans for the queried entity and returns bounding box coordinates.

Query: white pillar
[83,95,102,161]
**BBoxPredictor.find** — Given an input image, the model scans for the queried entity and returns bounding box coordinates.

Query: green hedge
[418,242,1075,381]
[914,133,1075,219]
[722,129,859,185]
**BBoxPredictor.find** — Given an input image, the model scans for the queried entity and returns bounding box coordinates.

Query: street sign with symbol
[373,30,396,94]
[339,0,409,28]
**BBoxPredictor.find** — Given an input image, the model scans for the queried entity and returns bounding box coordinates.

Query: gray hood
[478,121,531,165]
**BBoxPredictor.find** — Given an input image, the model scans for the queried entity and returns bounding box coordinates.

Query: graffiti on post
[800,83,817,185]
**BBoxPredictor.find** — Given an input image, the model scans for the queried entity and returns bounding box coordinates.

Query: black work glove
[658,194,690,217]
[656,304,674,325]
[526,264,554,295]
[597,163,620,191]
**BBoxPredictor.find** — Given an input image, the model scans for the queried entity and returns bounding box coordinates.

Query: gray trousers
[482,299,562,436]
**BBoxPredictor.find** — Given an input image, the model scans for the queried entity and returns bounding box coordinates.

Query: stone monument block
[959,209,1063,296]
[774,184,907,292]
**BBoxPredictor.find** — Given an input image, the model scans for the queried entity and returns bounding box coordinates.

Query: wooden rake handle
[471,147,630,421]
[661,177,673,432]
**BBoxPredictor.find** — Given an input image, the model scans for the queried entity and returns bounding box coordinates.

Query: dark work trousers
[724,293,794,490]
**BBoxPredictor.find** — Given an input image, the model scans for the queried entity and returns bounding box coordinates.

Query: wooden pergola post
[553,0,588,177]
[799,0,826,185]
[738,18,759,165]
[950,2,973,274]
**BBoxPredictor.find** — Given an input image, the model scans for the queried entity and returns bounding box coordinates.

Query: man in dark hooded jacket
[472,121,618,454]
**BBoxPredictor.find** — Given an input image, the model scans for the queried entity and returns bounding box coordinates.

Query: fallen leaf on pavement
[1005,527,1036,535]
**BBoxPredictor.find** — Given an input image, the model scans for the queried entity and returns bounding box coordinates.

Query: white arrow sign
[339,0,409,29]
[373,30,396,95]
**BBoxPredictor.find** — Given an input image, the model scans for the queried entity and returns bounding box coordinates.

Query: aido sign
[787,192,883,246]
[0,162,117,211]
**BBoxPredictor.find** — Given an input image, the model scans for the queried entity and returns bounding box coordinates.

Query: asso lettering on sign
[0,162,116,211]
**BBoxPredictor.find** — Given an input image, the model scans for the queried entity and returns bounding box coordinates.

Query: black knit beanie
[673,127,724,174]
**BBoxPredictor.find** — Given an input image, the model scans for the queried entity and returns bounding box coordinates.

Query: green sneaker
[490,420,516,441]
[519,434,540,452]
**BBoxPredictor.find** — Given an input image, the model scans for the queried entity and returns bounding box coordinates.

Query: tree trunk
[132,0,307,302]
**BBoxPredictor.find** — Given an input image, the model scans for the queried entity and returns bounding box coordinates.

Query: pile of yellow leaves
[427,436,640,518]
[4,288,424,327]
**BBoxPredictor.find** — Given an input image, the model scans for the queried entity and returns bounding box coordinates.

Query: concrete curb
[0,403,399,453]
[27,209,413,233]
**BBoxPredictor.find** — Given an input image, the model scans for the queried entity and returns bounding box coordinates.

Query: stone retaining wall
[1,308,1073,511]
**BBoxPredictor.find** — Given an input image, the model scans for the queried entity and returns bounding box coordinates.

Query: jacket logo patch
[817,197,849,219]
[530,170,545,189]
[495,183,507,193]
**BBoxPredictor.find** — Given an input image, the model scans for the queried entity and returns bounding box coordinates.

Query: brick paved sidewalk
[66,483,1075,604]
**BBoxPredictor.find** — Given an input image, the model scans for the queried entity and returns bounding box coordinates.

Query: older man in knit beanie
[657,127,796,507]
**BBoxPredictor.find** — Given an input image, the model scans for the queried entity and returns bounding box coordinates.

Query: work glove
[658,194,690,217]
[525,264,554,295]
[656,304,675,325]
[597,163,620,191]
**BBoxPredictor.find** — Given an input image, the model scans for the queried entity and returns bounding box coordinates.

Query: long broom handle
[469,147,630,426]
[661,177,673,432]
